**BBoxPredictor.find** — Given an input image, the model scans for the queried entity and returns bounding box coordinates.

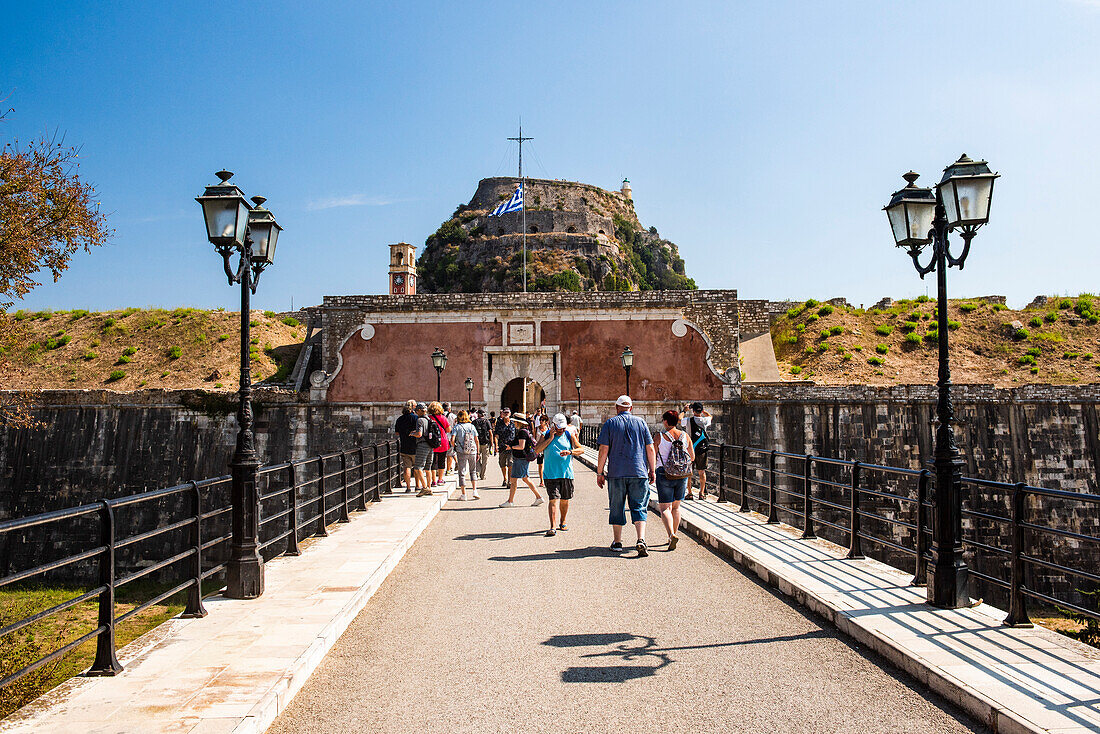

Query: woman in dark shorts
[535,414,550,487]
[655,409,694,550]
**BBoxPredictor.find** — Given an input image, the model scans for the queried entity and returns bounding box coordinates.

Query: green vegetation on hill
[772,295,1100,386]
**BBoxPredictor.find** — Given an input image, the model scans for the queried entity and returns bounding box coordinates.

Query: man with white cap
[534,413,585,535]
[596,395,656,556]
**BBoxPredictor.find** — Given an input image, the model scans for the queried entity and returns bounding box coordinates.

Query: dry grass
[0,308,304,391]
[772,296,1100,386]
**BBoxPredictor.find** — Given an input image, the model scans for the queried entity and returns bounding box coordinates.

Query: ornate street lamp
[465,377,473,411]
[620,346,633,397]
[574,375,582,415]
[196,171,282,600]
[431,347,447,402]
[883,155,998,610]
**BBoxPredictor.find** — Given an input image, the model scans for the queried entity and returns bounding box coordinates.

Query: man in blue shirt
[596,395,656,556]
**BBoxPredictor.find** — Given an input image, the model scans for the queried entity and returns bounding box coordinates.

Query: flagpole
[508,124,533,293]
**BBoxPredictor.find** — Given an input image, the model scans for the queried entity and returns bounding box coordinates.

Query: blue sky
[2,0,1097,311]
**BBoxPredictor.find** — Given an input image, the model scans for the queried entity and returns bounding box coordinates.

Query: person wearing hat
[499,413,543,508]
[596,395,656,556]
[493,408,516,487]
[682,401,712,500]
[534,413,585,535]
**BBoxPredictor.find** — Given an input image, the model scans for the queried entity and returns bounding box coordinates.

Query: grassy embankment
[0,307,305,391]
[772,294,1100,386]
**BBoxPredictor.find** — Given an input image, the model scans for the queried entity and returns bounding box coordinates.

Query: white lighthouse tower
[620,178,632,201]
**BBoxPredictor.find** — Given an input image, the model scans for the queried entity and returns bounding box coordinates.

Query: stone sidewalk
[0,480,458,734]
[574,446,1100,733]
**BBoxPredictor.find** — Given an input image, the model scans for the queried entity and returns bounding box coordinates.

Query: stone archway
[500,377,545,414]
[485,348,559,416]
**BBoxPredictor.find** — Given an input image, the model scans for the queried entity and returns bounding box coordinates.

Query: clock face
[393,274,404,285]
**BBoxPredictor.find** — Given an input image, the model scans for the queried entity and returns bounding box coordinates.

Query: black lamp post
[465,377,473,411]
[620,347,633,397]
[574,375,582,415]
[883,155,998,609]
[431,347,447,402]
[196,171,282,600]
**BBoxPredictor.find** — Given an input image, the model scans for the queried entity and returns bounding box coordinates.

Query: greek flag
[490,185,523,216]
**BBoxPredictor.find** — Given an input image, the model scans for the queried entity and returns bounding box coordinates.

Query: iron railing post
[801,454,816,539]
[286,462,301,556]
[739,447,750,512]
[717,444,727,503]
[1005,482,1033,627]
[767,450,779,524]
[182,481,207,618]
[339,452,350,523]
[316,455,329,536]
[373,444,382,501]
[357,447,368,509]
[912,469,929,586]
[848,461,864,559]
[88,500,122,676]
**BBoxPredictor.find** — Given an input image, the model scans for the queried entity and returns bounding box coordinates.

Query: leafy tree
[1,104,112,308]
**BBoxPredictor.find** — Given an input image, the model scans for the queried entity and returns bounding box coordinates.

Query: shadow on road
[488,546,610,562]
[543,630,836,683]
[453,530,548,541]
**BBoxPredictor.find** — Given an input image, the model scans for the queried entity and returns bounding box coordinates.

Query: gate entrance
[500,377,545,415]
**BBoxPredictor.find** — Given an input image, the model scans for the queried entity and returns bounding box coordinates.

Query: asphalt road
[270,462,985,734]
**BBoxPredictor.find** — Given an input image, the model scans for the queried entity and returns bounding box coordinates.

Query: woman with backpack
[451,410,480,501]
[498,413,544,508]
[655,409,695,550]
[428,402,451,488]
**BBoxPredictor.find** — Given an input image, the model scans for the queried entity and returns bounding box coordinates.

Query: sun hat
[415,402,427,410]
[553,413,568,429]
[615,395,632,407]
[512,412,528,424]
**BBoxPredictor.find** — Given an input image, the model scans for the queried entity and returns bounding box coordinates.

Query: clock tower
[388,242,417,295]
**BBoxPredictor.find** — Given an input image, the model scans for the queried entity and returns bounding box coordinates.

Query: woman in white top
[654,409,695,550]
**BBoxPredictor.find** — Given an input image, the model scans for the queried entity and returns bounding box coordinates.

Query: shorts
[498,449,513,469]
[536,454,544,465]
[414,444,434,471]
[545,478,574,500]
[607,477,649,526]
[432,452,447,471]
[693,448,708,471]
[655,466,688,504]
[512,458,530,479]
[400,453,416,470]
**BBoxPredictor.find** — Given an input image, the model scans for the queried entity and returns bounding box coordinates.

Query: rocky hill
[416,177,696,293]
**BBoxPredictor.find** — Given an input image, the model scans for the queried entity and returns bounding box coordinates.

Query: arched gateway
[500,377,546,414]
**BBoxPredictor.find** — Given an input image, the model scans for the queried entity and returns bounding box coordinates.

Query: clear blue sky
[3,0,1097,312]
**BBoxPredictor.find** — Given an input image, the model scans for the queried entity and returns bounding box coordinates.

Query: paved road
[271,462,985,734]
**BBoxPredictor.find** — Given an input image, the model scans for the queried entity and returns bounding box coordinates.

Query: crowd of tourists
[392,394,712,554]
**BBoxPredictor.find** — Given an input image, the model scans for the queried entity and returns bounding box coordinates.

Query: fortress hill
[307,175,786,427]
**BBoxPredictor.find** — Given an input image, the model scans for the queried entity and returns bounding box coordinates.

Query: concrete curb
[233,490,450,734]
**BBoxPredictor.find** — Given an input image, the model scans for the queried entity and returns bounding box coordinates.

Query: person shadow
[487,546,608,562]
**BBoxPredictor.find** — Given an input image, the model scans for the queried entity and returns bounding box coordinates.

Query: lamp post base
[926,557,969,608]
[226,555,264,599]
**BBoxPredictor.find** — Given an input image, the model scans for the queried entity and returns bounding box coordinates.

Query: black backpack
[474,418,492,445]
[690,416,709,452]
[424,416,442,449]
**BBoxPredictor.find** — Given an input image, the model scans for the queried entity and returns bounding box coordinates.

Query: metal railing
[578,423,1098,626]
[0,439,399,691]
[706,443,1100,626]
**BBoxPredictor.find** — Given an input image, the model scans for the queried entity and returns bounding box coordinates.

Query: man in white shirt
[569,411,582,432]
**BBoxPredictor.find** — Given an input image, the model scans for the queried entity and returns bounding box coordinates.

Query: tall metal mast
[508,125,533,292]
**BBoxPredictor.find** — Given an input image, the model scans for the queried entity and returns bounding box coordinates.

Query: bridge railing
[578,422,1098,627]
[0,439,399,692]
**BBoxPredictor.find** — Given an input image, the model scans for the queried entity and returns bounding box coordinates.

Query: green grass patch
[1018,354,1037,366]
[167,346,182,360]
[904,332,922,345]
[1013,328,1029,341]
[217,334,230,342]
[1044,311,1059,323]
[789,366,802,375]
[1028,316,1043,328]
[263,310,277,318]
[115,355,132,365]
[959,303,979,313]
[875,324,893,336]
[281,316,300,327]
[107,370,125,382]
[875,344,889,355]
[1033,332,1065,342]
[947,320,961,330]
[817,305,834,317]
[829,325,844,336]
[867,356,885,366]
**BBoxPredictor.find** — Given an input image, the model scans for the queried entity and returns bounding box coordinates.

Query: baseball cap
[415,402,427,410]
[501,407,511,414]
[553,413,568,429]
[615,395,632,407]
[691,401,704,411]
